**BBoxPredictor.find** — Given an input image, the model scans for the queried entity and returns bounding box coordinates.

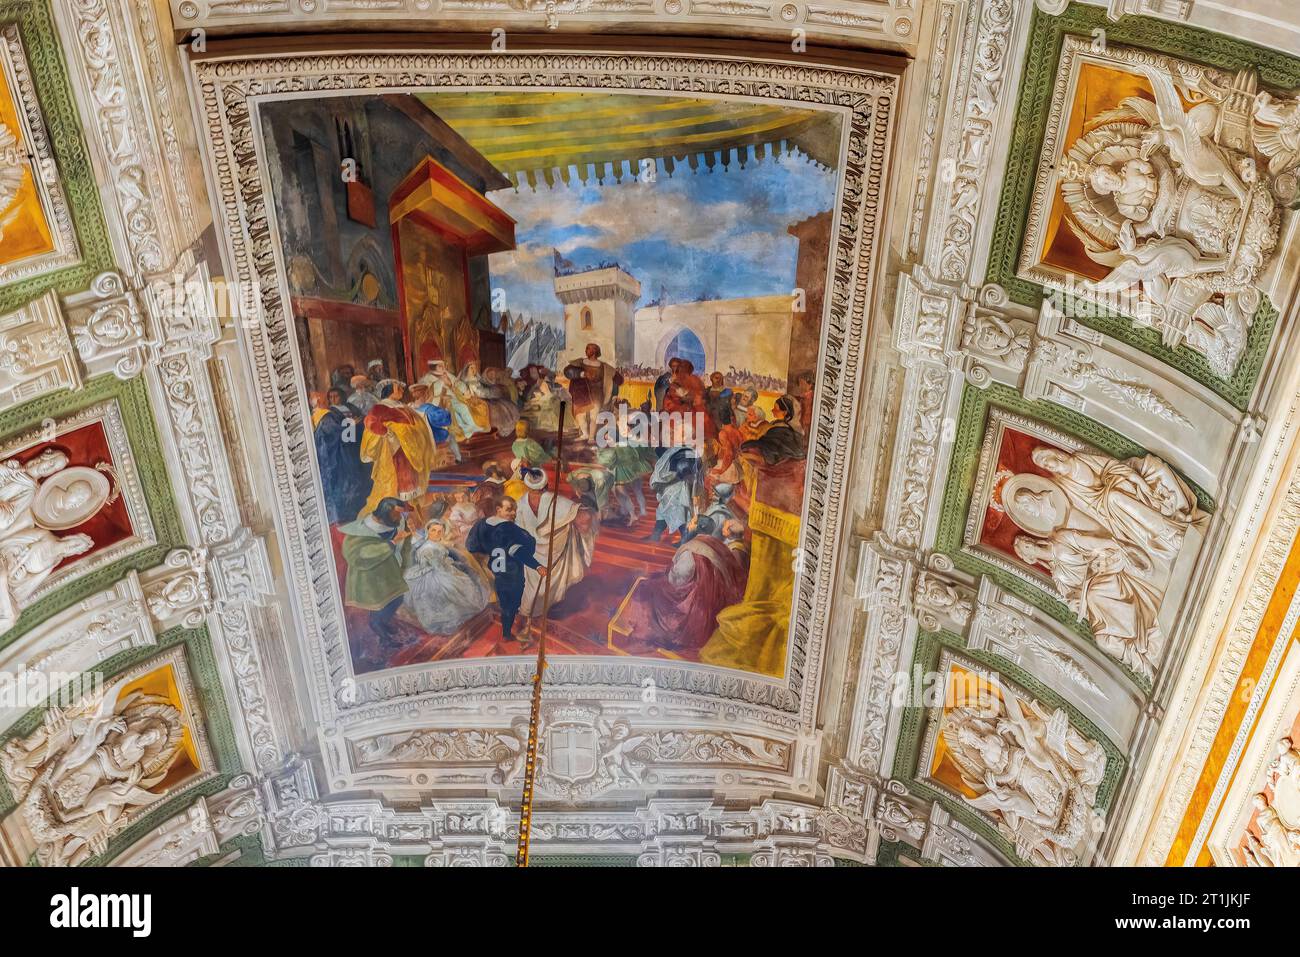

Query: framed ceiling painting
[190,42,900,788]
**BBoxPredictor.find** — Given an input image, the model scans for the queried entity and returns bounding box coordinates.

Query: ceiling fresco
[258,90,841,680]
[0,0,1298,878]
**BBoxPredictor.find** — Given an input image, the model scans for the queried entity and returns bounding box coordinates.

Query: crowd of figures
[618,362,790,396]
[310,346,814,665]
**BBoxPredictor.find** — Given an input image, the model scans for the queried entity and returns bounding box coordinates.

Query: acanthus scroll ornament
[0,293,79,406]
[1030,338,1191,428]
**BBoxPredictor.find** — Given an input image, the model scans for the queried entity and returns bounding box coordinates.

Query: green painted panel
[0,0,114,310]
[986,1,1300,410]
[0,374,185,649]
[0,624,245,866]
[934,381,1212,690]
[889,629,1126,868]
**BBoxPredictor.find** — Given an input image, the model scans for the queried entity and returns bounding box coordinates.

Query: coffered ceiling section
[0,0,251,871]
[990,4,1300,407]
[857,0,1300,869]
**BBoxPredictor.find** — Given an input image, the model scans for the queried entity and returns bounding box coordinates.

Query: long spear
[515,400,567,867]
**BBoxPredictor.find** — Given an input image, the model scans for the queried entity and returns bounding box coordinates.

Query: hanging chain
[515,638,546,866]
[515,401,566,867]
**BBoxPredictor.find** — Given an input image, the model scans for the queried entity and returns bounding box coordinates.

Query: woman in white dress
[445,489,481,546]
[403,521,490,634]
[424,361,487,442]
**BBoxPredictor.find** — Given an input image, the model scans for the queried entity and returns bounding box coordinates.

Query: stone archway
[657,325,708,372]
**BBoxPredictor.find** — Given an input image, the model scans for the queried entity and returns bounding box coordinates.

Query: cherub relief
[1059,63,1299,376]
[941,686,1105,866]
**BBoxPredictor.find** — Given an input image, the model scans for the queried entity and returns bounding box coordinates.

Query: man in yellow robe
[358,381,438,518]
[699,453,805,678]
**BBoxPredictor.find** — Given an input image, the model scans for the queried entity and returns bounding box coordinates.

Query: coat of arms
[534,702,647,801]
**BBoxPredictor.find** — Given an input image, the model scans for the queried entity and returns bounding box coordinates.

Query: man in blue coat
[466,496,548,640]
[314,387,372,523]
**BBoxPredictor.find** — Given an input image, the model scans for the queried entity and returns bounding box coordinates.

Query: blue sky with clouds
[487,150,838,322]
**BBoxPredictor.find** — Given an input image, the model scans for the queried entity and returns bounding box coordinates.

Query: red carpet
[337,429,690,673]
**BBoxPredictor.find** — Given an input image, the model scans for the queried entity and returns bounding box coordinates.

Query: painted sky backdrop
[485,149,839,323]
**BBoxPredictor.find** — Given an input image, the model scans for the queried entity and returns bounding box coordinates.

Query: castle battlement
[553,265,642,306]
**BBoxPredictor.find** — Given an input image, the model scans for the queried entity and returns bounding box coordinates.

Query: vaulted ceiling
[0,0,1298,868]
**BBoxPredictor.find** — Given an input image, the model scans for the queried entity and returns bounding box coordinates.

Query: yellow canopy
[415,91,841,189]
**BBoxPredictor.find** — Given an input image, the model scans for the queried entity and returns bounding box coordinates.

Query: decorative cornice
[246,757,872,864]
[167,0,920,47]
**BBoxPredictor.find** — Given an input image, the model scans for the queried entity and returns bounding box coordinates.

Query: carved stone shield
[546,724,598,782]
